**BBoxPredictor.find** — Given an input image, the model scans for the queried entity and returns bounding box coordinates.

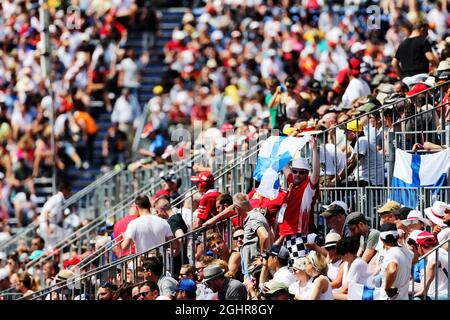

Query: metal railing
[25,141,261,300]
[313,80,450,189]
[411,237,450,300]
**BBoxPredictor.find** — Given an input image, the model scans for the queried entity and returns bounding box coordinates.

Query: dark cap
[307,79,321,92]
[266,245,290,261]
[320,204,346,218]
[345,212,367,225]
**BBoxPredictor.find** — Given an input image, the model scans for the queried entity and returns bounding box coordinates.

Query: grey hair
[233,193,251,208]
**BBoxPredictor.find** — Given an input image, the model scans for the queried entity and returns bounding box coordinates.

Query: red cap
[406,83,430,97]
[63,256,81,269]
[152,189,170,200]
[221,123,234,133]
[416,231,437,246]
[191,171,214,184]
[349,57,361,76]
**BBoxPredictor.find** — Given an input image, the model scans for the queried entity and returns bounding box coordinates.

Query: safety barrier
[411,238,450,300]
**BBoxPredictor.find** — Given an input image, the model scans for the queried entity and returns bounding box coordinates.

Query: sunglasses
[195,267,205,273]
[233,235,244,240]
[138,291,149,298]
[292,169,309,175]
[325,246,336,251]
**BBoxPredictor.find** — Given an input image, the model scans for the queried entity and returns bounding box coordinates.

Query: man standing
[232,193,270,278]
[202,264,247,300]
[113,203,139,258]
[122,195,175,255]
[191,171,221,229]
[393,21,439,87]
[278,138,320,263]
[154,194,187,278]
[346,212,380,264]
[379,223,412,300]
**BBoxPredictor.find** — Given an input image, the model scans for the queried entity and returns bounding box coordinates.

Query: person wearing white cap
[424,201,450,243]
[277,138,320,264]
[378,223,413,300]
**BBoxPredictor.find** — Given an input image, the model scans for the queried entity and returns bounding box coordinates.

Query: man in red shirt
[113,204,139,258]
[191,171,221,230]
[277,138,320,264]
[248,187,287,239]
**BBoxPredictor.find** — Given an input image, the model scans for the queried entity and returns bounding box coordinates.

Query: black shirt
[395,36,432,78]
[167,213,188,256]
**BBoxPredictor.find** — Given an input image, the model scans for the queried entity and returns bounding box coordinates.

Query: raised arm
[310,137,320,186]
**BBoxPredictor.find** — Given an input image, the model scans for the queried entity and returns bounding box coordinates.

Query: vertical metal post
[39,0,56,194]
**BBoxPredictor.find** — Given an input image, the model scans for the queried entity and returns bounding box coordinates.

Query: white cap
[211,30,223,41]
[156,296,171,300]
[172,30,186,40]
[249,21,260,30]
[401,210,431,226]
[351,42,367,54]
[323,200,349,213]
[291,157,310,171]
[407,229,423,243]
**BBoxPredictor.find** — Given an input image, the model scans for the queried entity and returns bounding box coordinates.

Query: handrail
[0,165,125,252]
[28,142,262,299]
[318,80,450,136]
[24,154,198,270]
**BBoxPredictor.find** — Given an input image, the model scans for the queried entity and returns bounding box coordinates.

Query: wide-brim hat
[424,201,449,227]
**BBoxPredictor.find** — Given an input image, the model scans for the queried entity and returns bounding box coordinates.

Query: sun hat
[416,231,438,246]
[377,200,401,214]
[324,233,341,248]
[291,157,310,171]
[401,210,431,227]
[424,201,449,227]
[202,264,225,283]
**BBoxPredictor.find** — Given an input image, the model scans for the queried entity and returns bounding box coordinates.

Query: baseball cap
[379,223,399,241]
[266,245,290,261]
[262,280,293,297]
[29,250,44,260]
[307,79,322,92]
[321,204,346,218]
[416,231,437,246]
[377,200,401,214]
[177,279,197,292]
[407,229,422,244]
[324,233,341,248]
[191,171,214,184]
[345,212,367,225]
[346,120,364,132]
[348,57,362,76]
[406,83,430,97]
[323,201,348,214]
[350,42,367,54]
[162,174,181,187]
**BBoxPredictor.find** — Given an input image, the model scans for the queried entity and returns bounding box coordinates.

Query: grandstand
[0,0,449,302]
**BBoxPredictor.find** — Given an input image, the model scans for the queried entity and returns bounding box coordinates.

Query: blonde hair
[232,193,251,208]
[307,251,328,275]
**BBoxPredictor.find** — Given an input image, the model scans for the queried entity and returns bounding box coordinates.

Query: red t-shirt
[113,214,138,257]
[335,68,349,94]
[278,177,319,236]
[197,190,221,220]
[248,188,287,229]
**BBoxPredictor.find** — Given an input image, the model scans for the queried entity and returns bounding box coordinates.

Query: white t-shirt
[437,227,450,243]
[124,214,173,254]
[341,78,371,108]
[289,278,313,299]
[320,144,346,176]
[342,257,371,287]
[353,136,384,185]
[425,248,448,297]
[272,266,296,287]
[39,192,65,225]
[327,258,342,281]
[381,246,413,300]
[118,58,139,88]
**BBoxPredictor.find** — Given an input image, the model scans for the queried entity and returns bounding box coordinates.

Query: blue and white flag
[390,148,450,208]
[253,135,310,199]
[348,283,386,300]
